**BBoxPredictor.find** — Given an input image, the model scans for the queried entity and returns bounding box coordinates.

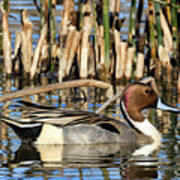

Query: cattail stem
[0,2,12,75]
[21,10,33,74]
[103,0,110,69]
[78,0,83,30]
[171,0,178,58]
[3,0,9,11]
[49,0,56,43]
[150,0,180,9]
[160,9,173,51]
[30,25,48,79]
[154,2,163,45]
[92,0,97,57]
[165,0,171,23]
[148,1,156,59]
[0,79,113,102]
[48,0,56,71]
[136,0,144,38]
[135,53,144,79]
[128,0,136,46]
[178,72,180,93]
[40,0,44,29]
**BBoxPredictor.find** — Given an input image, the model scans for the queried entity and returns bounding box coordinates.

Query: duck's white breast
[34,124,64,144]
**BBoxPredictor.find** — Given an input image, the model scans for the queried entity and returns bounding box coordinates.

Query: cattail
[61,26,76,78]
[160,9,173,52]
[65,30,81,76]
[124,47,135,80]
[99,26,105,65]
[128,0,136,46]
[114,29,121,79]
[0,2,12,75]
[177,72,180,93]
[135,52,144,79]
[21,10,33,74]
[60,0,74,37]
[88,44,96,78]
[80,15,93,78]
[30,24,48,79]
[158,45,171,68]
[103,0,110,69]
[13,32,21,74]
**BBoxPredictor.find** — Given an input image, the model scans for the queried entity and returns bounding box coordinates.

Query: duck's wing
[1,100,113,127]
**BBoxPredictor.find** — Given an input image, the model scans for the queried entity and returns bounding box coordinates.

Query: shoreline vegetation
[0,0,179,99]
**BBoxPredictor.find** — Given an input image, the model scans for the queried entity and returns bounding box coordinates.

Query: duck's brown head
[120,82,179,123]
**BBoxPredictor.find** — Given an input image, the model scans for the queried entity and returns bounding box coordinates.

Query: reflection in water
[6,143,159,179]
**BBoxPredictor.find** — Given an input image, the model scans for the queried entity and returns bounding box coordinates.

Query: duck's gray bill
[157,98,180,113]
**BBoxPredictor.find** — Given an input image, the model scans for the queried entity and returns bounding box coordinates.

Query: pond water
[0,75,179,179]
[0,0,180,179]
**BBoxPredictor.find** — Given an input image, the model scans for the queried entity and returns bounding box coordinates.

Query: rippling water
[0,0,180,179]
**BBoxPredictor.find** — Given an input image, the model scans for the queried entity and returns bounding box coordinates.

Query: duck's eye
[145,89,150,94]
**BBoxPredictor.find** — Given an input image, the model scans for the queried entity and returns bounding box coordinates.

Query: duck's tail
[0,116,42,143]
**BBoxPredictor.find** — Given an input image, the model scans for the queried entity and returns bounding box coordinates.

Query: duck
[0,82,179,146]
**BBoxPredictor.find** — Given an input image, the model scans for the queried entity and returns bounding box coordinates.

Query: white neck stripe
[120,101,161,142]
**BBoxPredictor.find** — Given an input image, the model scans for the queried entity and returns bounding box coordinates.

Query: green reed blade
[3,0,9,11]
[128,0,136,46]
[148,0,156,59]
[103,0,110,69]
[154,2,163,45]
[171,0,178,53]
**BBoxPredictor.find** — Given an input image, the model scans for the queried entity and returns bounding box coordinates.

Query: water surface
[0,75,179,179]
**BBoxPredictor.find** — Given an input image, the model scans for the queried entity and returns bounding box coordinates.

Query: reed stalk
[49,0,56,43]
[13,32,21,74]
[148,1,156,60]
[154,2,163,46]
[78,0,83,30]
[128,0,136,46]
[171,0,178,58]
[165,0,171,24]
[92,0,97,61]
[178,72,180,92]
[21,10,33,74]
[154,2,167,69]
[61,0,74,36]
[103,0,110,69]
[0,26,2,55]
[0,79,113,102]
[3,0,9,11]
[80,15,93,78]
[40,0,45,29]
[160,10,173,52]
[0,2,12,75]
[135,52,144,79]
[61,26,75,78]
[125,47,135,80]
[150,0,180,9]
[99,26,105,65]
[66,30,80,77]
[158,45,171,67]
[114,29,121,79]
[48,0,56,71]
[88,44,95,78]
[135,0,144,37]
[30,25,48,79]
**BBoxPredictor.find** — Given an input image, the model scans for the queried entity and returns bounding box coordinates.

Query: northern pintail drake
[0,82,179,146]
